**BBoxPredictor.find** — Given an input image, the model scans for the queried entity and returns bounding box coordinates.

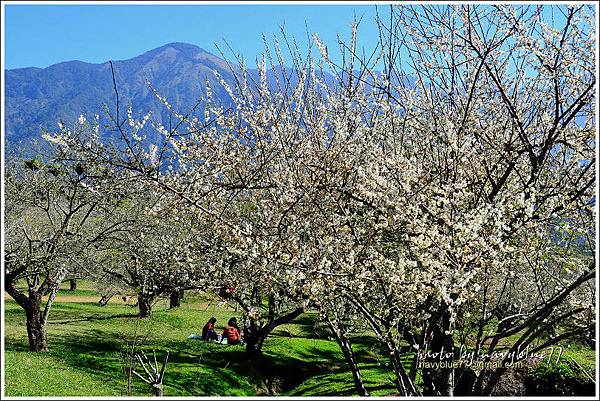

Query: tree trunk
[244,307,304,356]
[24,292,48,352]
[332,327,369,396]
[5,270,62,352]
[386,342,417,395]
[69,279,77,291]
[169,289,184,309]
[99,293,115,306]
[153,383,163,397]
[422,311,455,396]
[245,326,270,356]
[138,294,153,318]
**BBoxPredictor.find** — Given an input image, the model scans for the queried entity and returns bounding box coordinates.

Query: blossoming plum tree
[30,4,595,396]
[4,130,142,351]
[302,4,596,395]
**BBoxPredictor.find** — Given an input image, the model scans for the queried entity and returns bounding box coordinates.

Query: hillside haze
[5,42,247,147]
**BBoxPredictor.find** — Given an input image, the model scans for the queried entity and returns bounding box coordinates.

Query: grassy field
[3,281,398,396]
[3,280,595,396]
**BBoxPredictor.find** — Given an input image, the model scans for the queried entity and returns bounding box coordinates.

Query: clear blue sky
[4,4,385,69]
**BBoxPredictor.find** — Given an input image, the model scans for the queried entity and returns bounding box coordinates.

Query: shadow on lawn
[4,308,395,396]
[166,329,405,395]
[7,326,265,396]
[48,313,138,325]
[162,348,256,396]
[291,375,395,397]
[163,339,340,395]
[4,328,137,395]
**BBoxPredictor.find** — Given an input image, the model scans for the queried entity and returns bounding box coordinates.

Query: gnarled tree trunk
[69,279,77,291]
[138,294,154,318]
[24,291,48,352]
[5,272,52,352]
[243,303,304,357]
[169,289,184,309]
[244,321,273,356]
[422,309,455,396]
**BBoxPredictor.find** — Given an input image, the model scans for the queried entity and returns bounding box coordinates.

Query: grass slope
[3,281,397,396]
[3,280,595,396]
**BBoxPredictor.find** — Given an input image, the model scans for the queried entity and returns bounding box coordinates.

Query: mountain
[4,42,252,148]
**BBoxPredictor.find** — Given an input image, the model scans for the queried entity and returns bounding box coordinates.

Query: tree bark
[169,289,184,309]
[244,325,270,356]
[244,307,304,356]
[340,338,369,396]
[69,279,77,291]
[5,272,49,352]
[138,294,153,318]
[422,310,455,396]
[99,293,115,306]
[153,383,163,397]
[24,291,48,352]
[328,320,369,396]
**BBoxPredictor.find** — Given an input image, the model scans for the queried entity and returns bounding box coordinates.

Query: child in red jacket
[201,317,219,341]
[222,317,243,345]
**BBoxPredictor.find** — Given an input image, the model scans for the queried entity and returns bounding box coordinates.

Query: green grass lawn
[3,282,398,396]
[3,281,595,396]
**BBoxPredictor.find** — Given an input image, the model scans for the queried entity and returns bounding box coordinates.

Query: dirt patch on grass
[4,292,225,311]
[3,292,132,304]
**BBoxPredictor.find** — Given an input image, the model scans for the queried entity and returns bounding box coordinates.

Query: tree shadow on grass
[4,306,27,320]
[292,376,396,397]
[160,338,339,394]
[4,337,30,352]
[288,313,320,325]
[7,327,255,396]
[4,328,139,396]
[163,362,255,396]
[48,313,138,325]
[4,307,400,396]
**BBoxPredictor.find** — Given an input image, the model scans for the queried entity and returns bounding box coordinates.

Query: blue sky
[4,4,384,69]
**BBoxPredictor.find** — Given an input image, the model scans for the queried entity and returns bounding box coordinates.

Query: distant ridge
[4,42,246,148]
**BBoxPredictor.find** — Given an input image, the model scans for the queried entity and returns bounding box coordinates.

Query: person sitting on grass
[222,317,243,345]
[201,317,219,341]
